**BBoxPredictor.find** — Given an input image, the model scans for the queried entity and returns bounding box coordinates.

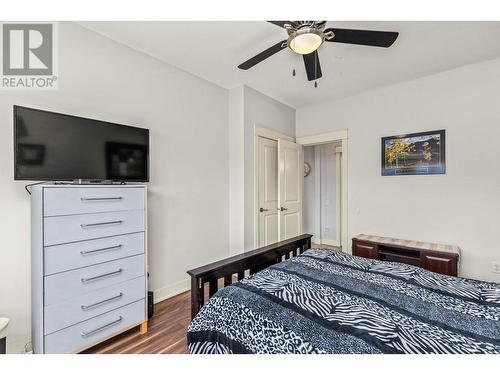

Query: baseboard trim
[153,278,190,304]
[322,238,341,247]
[311,237,341,248]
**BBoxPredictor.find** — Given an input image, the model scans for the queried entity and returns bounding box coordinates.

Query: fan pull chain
[292,52,300,77]
[314,52,318,88]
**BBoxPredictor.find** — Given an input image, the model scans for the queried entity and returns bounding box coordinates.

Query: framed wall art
[381,129,445,176]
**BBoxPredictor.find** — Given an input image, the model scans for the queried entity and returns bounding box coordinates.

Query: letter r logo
[3,24,53,75]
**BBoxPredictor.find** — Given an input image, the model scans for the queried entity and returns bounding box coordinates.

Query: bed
[186,235,500,354]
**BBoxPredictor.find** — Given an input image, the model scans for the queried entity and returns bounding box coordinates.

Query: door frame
[296,130,349,253]
[254,124,294,248]
[311,144,342,247]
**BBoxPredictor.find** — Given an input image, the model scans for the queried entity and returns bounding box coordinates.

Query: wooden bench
[353,234,460,276]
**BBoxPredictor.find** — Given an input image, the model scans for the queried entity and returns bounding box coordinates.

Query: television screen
[14,106,149,181]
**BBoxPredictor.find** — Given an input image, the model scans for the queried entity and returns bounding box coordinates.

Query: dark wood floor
[84,291,191,354]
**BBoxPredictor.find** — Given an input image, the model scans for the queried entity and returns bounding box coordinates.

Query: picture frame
[381,129,445,176]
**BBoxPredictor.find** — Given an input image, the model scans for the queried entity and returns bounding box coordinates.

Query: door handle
[279,207,288,211]
[259,208,269,212]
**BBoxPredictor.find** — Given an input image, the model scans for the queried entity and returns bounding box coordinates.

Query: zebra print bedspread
[187,249,500,354]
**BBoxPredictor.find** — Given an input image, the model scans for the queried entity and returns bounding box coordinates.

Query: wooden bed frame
[187,234,313,319]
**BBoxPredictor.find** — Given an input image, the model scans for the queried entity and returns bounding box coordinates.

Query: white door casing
[257,137,279,246]
[278,138,303,241]
[296,129,348,252]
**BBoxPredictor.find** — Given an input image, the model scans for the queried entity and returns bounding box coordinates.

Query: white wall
[0,22,229,353]
[303,144,338,244]
[228,85,296,252]
[228,87,245,255]
[297,57,500,283]
[303,146,318,239]
[319,144,338,243]
[243,86,296,250]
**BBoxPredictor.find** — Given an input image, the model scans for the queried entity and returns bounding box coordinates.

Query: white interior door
[257,137,279,246]
[278,138,303,241]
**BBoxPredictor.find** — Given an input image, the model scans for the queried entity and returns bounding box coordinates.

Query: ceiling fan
[238,21,399,84]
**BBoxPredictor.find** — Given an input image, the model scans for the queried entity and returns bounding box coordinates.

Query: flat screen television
[14,105,149,182]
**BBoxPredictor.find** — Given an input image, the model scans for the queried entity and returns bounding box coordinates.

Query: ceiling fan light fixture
[287,28,323,55]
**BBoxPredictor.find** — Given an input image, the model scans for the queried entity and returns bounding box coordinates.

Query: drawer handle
[357,244,375,250]
[81,293,124,311]
[80,220,123,229]
[81,197,123,201]
[80,244,123,255]
[81,268,123,283]
[80,316,123,338]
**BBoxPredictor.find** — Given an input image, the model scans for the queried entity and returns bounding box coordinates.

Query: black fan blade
[303,51,322,81]
[267,21,289,28]
[324,28,398,47]
[238,40,287,70]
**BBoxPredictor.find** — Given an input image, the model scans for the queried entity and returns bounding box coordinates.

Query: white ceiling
[79,21,500,108]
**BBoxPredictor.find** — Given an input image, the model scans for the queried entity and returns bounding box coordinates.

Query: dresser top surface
[354,234,460,256]
[33,183,146,189]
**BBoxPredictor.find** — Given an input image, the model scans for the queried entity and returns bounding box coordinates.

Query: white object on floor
[0,318,9,339]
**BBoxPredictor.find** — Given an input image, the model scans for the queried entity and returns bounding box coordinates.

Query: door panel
[284,147,300,203]
[283,211,300,240]
[278,139,303,241]
[264,144,278,203]
[258,137,279,246]
[263,213,279,244]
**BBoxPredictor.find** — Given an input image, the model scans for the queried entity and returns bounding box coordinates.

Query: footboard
[187,234,313,319]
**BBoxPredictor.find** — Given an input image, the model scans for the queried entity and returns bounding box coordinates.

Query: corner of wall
[228,87,245,255]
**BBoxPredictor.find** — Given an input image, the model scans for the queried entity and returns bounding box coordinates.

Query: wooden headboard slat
[187,234,313,319]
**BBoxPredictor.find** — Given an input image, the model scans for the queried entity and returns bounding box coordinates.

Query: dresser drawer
[43,187,145,217]
[44,276,145,335]
[353,241,378,259]
[44,210,144,246]
[44,232,145,275]
[421,251,458,276]
[44,254,145,306]
[44,299,145,353]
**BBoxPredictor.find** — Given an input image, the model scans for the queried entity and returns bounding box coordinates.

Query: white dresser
[31,184,148,354]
